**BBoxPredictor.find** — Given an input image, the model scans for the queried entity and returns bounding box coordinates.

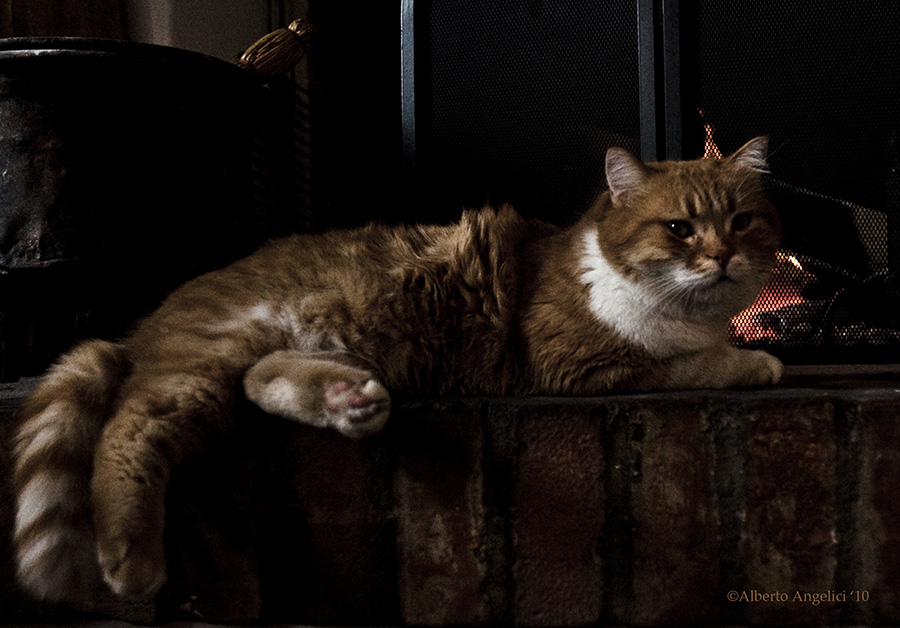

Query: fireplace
[683,2,900,364]
[0,8,898,626]
[402,0,900,364]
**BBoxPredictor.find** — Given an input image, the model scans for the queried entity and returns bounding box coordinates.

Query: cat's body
[12,138,782,602]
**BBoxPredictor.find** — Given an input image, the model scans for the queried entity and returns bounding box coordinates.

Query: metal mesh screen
[691,2,900,360]
[691,1,900,273]
[423,0,641,224]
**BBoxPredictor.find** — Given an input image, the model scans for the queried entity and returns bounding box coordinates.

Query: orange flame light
[699,109,723,160]
[730,253,813,344]
[699,112,816,346]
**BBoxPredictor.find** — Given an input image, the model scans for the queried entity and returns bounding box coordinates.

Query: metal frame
[638,0,683,161]
[401,0,416,193]
[660,0,682,160]
[637,0,657,161]
[402,1,682,169]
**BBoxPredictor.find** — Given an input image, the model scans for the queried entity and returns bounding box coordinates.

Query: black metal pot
[0,37,301,379]
[0,37,272,269]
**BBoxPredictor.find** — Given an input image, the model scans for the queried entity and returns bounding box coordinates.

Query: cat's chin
[676,276,760,320]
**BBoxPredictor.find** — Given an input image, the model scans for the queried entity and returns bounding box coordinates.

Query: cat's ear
[605,147,648,207]
[726,136,769,173]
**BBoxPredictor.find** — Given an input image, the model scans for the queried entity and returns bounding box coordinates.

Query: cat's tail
[11,340,131,602]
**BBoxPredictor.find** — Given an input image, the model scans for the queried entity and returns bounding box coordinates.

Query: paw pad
[324,378,390,437]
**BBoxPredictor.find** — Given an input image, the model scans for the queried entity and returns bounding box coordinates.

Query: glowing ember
[731,283,805,343]
[785,254,803,270]
[730,252,816,344]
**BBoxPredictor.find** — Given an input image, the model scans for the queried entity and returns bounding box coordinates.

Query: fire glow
[699,112,811,346]
[730,252,813,344]
[699,112,900,356]
[700,109,724,160]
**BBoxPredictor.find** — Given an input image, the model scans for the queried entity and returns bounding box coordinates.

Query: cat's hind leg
[92,369,238,598]
[92,351,389,599]
[243,351,390,438]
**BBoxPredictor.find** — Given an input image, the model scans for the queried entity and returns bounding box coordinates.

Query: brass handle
[234,18,315,79]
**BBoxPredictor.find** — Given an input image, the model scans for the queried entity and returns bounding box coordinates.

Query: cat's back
[128,208,549,386]
[237,207,550,392]
[246,206,550,297]
[255,220,455,285]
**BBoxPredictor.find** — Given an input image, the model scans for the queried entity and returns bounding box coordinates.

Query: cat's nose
[709,250,732,269]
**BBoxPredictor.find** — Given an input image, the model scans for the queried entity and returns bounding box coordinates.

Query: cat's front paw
[96,534,167,599]
[741,349,784,386]
[325,378,391,438]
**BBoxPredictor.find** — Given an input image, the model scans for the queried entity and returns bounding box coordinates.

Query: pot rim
[0,36,255,84]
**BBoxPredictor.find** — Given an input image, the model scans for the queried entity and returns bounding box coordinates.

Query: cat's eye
[665,220,695,239]
[732,212,753,232]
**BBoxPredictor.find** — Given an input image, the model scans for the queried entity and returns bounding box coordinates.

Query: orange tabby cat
[12,137,782,602]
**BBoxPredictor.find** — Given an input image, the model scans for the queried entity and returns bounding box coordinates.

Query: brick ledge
[1,367,899,626]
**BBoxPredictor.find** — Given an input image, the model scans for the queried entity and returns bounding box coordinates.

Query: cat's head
[592,136,781,319]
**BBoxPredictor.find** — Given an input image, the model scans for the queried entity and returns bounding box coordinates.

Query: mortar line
[598,403,636,625]
[707,399,749,626]
[834,400,863,625]
[481,400,517,624]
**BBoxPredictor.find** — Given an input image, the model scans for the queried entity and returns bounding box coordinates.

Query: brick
[4,375,900,626]
[742,398,839,626]
[627,397,721,626]
[857,395,900,624]
[512,402,604,626]
[392,400,489,625]
[164,420,264,623]
[253,414,397,624]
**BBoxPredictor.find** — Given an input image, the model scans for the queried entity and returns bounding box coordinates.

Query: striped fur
[12,340,130,601]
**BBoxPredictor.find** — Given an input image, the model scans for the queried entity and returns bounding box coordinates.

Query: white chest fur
[579,227,720,358]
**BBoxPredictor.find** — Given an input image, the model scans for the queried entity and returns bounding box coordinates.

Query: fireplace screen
[730,244,900,363]
[686,2,900,363]
[408,1,900,363]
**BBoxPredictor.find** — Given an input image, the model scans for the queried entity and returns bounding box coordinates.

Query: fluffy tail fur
[12,340,131,601]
